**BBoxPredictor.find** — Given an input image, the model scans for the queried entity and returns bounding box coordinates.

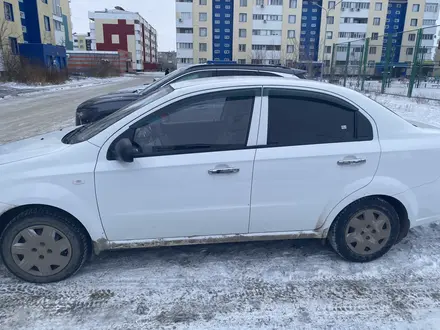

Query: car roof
[181,64,307,75]
[170,76,331,93]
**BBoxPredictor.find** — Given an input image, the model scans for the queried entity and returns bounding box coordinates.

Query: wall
[67,50,133,74]
[37,0,55,44]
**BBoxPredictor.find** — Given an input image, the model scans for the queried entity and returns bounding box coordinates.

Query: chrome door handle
[337,158,367,166]
[208,167,240,175]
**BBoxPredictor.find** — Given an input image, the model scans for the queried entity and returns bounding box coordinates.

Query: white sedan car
[1,77,440,283]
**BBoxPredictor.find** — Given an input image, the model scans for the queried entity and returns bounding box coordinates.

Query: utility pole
[313,0,343,80]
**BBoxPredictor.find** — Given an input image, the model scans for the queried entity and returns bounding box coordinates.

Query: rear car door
[249,88,381,233]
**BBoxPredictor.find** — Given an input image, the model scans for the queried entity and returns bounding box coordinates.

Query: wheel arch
[0,204,94,252]
[322,194,410,243]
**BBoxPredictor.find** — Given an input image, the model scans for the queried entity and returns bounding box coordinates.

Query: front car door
[250,87,381,233]
[95,87,262,241]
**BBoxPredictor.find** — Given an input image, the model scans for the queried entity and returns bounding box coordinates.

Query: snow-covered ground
[2,92,440,329]
[0,75,137,100]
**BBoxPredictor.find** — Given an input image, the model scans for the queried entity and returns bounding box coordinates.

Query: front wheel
[328,197,401,262]
[0,208,89,283]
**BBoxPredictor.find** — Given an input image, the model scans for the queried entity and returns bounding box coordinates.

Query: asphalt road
[0,76,154,144]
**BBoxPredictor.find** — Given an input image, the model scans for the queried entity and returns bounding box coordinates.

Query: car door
[94,87,262,241]
[249,87,381,233]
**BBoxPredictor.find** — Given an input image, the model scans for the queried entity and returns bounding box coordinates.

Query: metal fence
[328,26,440,100]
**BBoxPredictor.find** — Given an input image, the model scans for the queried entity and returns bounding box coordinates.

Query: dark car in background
[75,64,307,125]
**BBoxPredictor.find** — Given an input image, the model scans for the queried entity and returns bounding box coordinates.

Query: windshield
[138,67,187,96]
[63,86,174,144]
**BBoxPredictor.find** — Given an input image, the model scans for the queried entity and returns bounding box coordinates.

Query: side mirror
[114,138,136,163]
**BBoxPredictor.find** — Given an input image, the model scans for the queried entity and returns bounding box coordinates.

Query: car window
[131,89,258,156]
[138,67,186,96]
[63,86,174,144]
[172,70,216,82]
[267,89,373,146]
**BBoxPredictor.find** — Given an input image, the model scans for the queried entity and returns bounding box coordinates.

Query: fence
[328,25,440,100]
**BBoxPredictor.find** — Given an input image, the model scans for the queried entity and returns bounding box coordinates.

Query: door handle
[208,167,240,175]
[337,158,367,166]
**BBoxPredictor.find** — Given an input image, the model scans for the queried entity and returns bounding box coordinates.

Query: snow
[0,75,138,100]
[3,90,440,329]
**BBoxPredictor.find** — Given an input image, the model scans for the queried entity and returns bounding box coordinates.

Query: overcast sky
[70,0,176,51]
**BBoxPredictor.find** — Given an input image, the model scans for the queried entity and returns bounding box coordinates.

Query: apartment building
[1,0,73,71]
[176,0,440,71]
[1,0,73,48]
[73,32,93,51]
[88,7,158,71]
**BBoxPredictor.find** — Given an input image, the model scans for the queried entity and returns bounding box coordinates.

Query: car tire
[0,207,89,283]
[328,197,400,262]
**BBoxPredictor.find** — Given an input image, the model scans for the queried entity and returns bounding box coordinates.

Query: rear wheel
[328,197,400,262]
[0,208,89,283]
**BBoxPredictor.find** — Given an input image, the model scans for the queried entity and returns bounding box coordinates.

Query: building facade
[176,0,440,71]
[88,7,158,71]
[1,0,73,71]
[73,32,93,51]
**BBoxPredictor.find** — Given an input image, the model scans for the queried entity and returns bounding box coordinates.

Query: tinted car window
[64,86,174,144]
[172,70,216,82]
[132,89,258,156]
[267,89,372,146]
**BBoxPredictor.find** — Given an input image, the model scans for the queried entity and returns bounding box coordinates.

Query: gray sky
[70,0,176,51]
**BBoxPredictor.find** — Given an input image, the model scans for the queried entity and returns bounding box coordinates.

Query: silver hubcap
[345,209,391,255]
[11,225,72,276]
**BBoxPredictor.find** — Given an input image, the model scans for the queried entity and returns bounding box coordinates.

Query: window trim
[259,87,375,147]
[107,87,263,160]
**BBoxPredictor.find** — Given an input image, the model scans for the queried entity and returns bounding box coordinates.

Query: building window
[42,0,48,3]
[199,28,207,37]
[180,12,192,20]
[371,32,379,40]
[239,13,247,22]
[9,37,18,55]
[238,59,246,64]
[408,33,416,41]
[199,13,207,21]
[290,0,297,8]
[369,46,377,54]
[410,19,418,26]
[199,0,207,4]
[326,31,333,39]
[287,45,294,53]
[269,0,283,4]
[240,0,247,6]
[199,58,207,64]
[406,48,413,55]
[425,3,439,12]
[239,29,247,37]
[288,30,295,38]
[423,19,436,25]
[239,44,246,52]
[328,1,335,9]
[199,43,207,52]
[327,16,334,24]
[288,15,296,23]
[412,4,420,12]
[325,46,331,54]
[54,20,63,31]
[256,0,264,5]
[373,17,380,25]
[4,2,14,21]
[375,2,382,10]
[44,16,51,31]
